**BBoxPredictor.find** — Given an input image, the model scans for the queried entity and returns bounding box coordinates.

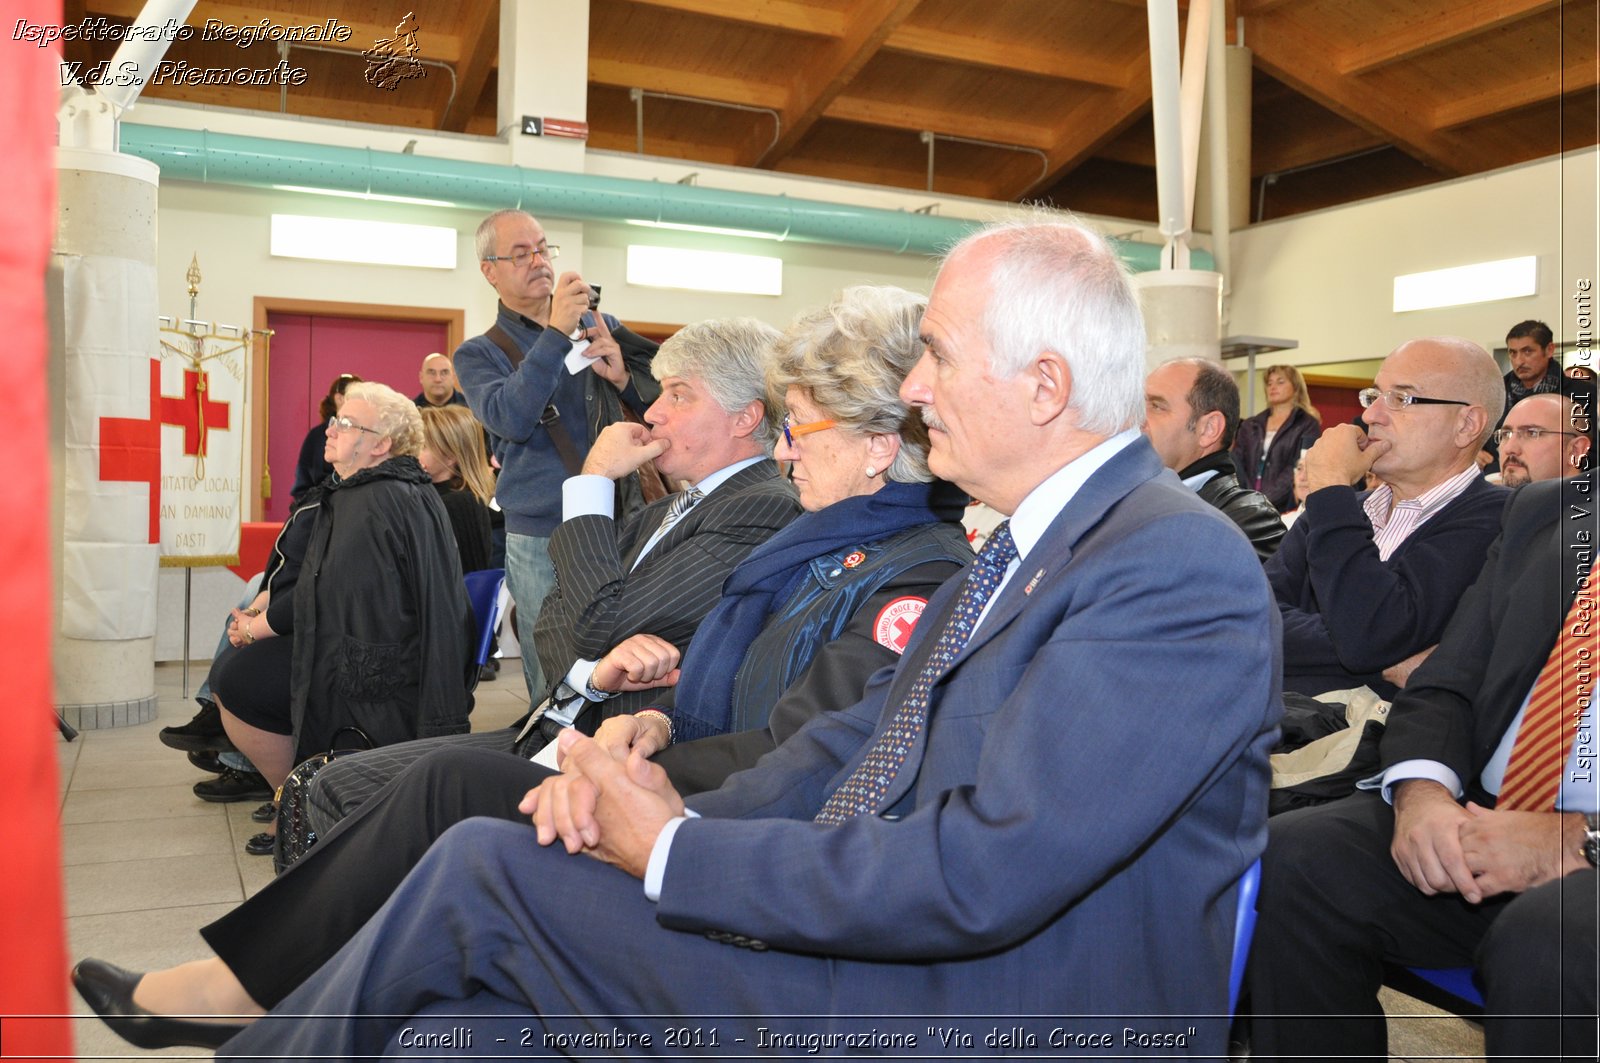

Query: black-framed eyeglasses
[1357,387,1471,411]
[328,415,380,437]
[781,413,837,448]
[482,244,560,268]
[1492,425,1578,446]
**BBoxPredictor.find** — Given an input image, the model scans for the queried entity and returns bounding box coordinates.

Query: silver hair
[343,381,423,457]
[653,317,783,452]
[1409,336,1506,449]
[946,211,1147,436]
[474,209,536,261]
[770,285,933,483]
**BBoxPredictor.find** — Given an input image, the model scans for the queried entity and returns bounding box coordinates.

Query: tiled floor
[58,660,530,1061]
[58,664,1487,1061]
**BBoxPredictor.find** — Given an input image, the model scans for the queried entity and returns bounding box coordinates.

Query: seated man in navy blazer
[1267,337,1508,699]
[215,216,1283,1059]
[1249,472,1598,1061]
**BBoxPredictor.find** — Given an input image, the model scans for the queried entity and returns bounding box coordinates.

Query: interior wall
[1228,150,1598,372]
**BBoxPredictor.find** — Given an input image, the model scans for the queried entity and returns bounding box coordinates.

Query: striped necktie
[1496,575,1595,811]
[654,487,703,538]
[814,521,1017,824]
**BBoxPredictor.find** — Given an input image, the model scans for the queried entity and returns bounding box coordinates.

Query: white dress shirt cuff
[643,811,699,901]
[562,474,615,522]
[564,658,605,700]
[1362,760,1463,804]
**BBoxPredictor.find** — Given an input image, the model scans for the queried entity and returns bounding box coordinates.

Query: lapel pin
[1023,568,1045,595]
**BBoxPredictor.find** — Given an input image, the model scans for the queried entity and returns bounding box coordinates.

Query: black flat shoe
[250,801,277,823]
[70,958,243,1050]
[244,831,276,856]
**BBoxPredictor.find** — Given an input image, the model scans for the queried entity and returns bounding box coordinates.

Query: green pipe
[121,124,1209,271]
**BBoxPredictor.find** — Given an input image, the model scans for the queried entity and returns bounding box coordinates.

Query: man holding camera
[454,209,661,700]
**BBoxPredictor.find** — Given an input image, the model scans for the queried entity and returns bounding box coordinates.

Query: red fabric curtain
[0,0,72,1055]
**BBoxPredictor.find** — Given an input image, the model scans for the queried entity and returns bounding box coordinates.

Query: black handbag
[272,726,373,875]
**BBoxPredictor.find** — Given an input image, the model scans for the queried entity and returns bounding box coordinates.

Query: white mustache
[922,408,947,433]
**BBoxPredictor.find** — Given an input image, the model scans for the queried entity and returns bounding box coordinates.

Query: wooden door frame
[248,297,466,520]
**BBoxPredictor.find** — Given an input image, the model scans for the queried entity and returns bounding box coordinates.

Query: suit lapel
[627,460,781,569]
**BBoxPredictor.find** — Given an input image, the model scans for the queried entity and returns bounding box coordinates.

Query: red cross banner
[157,326,247,565]
[60,255,161,641]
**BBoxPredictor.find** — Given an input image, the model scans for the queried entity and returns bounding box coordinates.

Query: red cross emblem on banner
[99,360,229,544]
[161,367,230,457]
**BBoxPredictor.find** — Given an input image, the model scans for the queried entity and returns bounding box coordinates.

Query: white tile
[62,783,220,825]
[62,813,235,866]
[64,854,243,917]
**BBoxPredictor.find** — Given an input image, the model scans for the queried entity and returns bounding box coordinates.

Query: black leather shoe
[186,749,226,774]
[158,700,237,754]
[193,767,272,803]
[244,831,276,856]
[250,801,277,823]
[70,958,243,1050]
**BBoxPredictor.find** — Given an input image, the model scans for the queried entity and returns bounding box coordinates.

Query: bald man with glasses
[1494,393,1592,488]
[1266,338,1509,699]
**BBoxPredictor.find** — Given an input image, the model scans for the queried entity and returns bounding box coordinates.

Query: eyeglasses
[1357,387,1471,411]
[780,413,837,448]
[328,415,380,437]
[1492,425,1579,446]
[481,243,559,268]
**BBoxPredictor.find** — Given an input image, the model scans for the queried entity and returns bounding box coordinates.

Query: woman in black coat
[1231,364,1322,512]
[417,404,494,574]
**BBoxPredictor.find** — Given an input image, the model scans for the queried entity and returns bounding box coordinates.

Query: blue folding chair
[464,568,507,681]
[1229,859,1262,1018]
[1394,964,1485,1011]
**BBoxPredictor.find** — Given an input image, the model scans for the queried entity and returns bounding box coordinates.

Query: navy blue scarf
[671,478,966,743]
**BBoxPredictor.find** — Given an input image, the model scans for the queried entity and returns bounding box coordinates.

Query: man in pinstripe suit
[306,317,802,828]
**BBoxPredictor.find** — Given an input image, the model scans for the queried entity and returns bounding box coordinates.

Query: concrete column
[501,0,590,174]
[1195,45,1252,232]
[52,148,161,729]
[1132,270,1224,369]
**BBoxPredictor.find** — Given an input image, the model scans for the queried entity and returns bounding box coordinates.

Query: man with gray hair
[1144,356,1285,560]
[304,318,802,825]
[1268,337,1508,699]
[454,209,663,701]
[219,214,1279,1059]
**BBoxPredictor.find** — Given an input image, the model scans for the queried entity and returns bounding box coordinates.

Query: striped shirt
[1361,464,1482,562]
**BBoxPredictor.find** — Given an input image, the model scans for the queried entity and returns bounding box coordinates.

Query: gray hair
[1419,336,1506,449]
[343,381,423,457]
[947,212,1146,436]
[474,209,535,261]
[653,317,783,452]
[770,285,933,483]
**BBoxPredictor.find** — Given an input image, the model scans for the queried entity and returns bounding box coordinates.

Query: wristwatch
[1584,813,1599,868]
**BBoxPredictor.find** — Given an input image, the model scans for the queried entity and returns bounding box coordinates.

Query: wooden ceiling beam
[1339,0,1559,75]
[1254,125,1386,175]
[130,2,447,62]
[774,158,995,200]
[825,95,1058,151]
[1026,59,1153,199]
[438,0,497,132]
[85,0,464,63]
[881,24,1129,88]
[755,0,926,167]
[622,0,846,37]
[1434,56,1600,128]
[62,0,94,67]
[1249,11,1479,175]
[589,57,789,110]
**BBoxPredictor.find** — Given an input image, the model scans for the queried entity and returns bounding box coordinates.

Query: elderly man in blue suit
[216,216,1282,1059]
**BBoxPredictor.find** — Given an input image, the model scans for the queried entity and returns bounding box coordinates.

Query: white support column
[501,0,591,174]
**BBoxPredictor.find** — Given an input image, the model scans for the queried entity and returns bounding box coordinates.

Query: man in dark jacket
[1144,357,1285,561]
[1268,337,1508,699]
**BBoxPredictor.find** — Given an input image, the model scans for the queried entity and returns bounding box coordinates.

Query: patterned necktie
[1497,574,1596,811]
[814,521,1018,825]
[654,487,703,538]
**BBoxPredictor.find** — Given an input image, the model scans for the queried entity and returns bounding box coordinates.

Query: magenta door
[264,313,451,521]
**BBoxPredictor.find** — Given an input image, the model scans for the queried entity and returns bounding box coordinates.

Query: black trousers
[200,746,553,1008]
[1248,792,1598,1061]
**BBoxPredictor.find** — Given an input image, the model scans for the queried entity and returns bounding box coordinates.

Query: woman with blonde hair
[1231,363,1321,512]
[418,405,494,574]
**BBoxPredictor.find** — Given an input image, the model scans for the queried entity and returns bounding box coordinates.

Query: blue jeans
[504,531,556,701]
